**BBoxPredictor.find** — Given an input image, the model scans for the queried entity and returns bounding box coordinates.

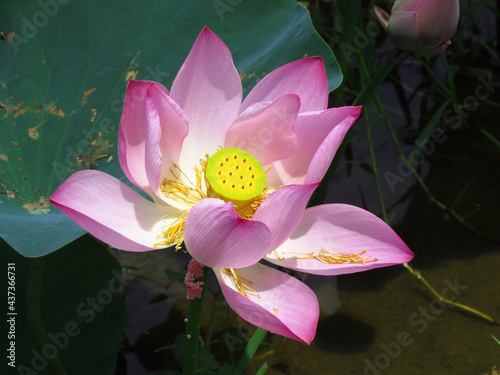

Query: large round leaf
[0,0,342,256]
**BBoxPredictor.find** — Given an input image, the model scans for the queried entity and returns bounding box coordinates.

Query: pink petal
[144,85,189,199]
[170,27,243,171]
[241,57,328,114]
[50,170,177,251]
[224,94,300,166]
[184,198,271,269]
[214,263,319,344]
[253,183,318,251]
[118,80,170,198]
[118,80,167,194]
[268,106,361,186]
[374,5,390,30]
[265,204,414,275]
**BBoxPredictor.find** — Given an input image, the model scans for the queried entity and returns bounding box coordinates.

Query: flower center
[156,148,274,250]
[205,148,266,202]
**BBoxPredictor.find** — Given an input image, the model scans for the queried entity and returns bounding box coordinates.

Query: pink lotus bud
[374,0,460,57]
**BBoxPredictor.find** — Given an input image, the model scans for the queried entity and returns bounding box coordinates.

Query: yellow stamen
[157,162,208,249]
[235,186,275,220]
[154,210,188,250]
[282,249,378,265]
[225,268,260,298]
[272,249,284,260]
[160,163,207,206]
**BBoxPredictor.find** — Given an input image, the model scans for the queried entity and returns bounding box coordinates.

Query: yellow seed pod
[206,148,266,202]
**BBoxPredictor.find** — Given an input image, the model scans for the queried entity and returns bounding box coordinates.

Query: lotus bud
[374,0,460,57]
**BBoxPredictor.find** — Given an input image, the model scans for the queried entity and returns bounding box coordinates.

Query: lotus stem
[182,264,208,375]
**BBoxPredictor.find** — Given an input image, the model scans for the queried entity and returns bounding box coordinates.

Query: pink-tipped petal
[144,86,189,201]
[268,106,361,186]
[171,27,243,172]
[266,204,414,275]
[224,94,300,166]
[184,198,271,269]
[50,170,177,252]
[118,80,169,196]
[374,5,390,31]
[214,264,319,344]
[304,106,361,184]
[253,183,318,251]
[241,57,328,114]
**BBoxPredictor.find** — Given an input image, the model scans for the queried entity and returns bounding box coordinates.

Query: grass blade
[237,328,267,372]
[411,100,450,157]
[256,362,269,375]
[353,52,404,106]
[481,128,500,150]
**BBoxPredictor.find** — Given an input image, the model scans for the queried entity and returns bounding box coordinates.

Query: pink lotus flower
[374,0,460,57]
[51,27,413,344]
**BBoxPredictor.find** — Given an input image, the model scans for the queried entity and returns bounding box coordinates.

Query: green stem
[364,107,389,223]
[182,266,209,375]
[402,263,498,324]
[205,292,223,347]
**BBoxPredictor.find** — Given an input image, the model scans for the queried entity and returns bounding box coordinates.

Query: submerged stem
[402,263,498,324]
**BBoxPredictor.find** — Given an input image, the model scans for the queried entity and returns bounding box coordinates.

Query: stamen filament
[155,211,189,250]
[172,163,194,186]
[225,268,260,298]
[272,249,283,260]
[282,249,378,265]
